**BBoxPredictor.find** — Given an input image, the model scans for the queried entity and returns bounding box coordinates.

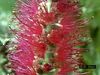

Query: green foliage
[0,0,15,11]
[81,0,100,75]
[0,0,15,74]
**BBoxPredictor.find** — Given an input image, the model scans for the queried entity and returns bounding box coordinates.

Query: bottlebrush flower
[8,0,89,75]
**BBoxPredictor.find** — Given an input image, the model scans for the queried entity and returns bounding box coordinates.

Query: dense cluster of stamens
[8,0,89,75]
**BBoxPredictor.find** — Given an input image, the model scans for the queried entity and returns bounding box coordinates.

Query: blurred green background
[0,0,100,75]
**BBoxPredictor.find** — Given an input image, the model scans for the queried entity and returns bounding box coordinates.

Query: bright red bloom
[8,0,88,75]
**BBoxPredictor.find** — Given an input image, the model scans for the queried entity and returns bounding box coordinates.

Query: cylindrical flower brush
[8,0,89,75]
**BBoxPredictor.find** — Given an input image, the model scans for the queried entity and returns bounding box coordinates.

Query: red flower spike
[8,0,89,75]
